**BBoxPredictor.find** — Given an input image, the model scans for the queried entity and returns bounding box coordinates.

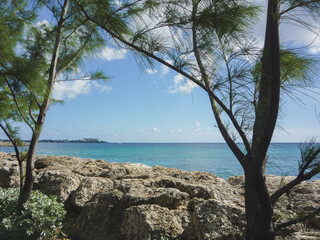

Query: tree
[76,0,320,239]
[0,0,36,191]
[0,0,109,209]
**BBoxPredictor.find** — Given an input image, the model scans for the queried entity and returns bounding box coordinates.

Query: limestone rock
[193,199,246,240]
[1,152,320,239]
[121,185,189,209]
[70,177,114,210]
[35,155,84,171]
[74,189,125,240]
[0,152,20,188]
[34,169,82,202]
[121,204,197,240]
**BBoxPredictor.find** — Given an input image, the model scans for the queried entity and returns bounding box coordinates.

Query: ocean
[1,142,303,179]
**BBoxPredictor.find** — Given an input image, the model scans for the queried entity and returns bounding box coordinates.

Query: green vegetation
[0,0,108,209]
[77,0,320,239]
[0,188,66,240]
[0,1,319,239]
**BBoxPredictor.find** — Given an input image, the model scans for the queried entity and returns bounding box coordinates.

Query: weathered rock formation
[0,152,319,240]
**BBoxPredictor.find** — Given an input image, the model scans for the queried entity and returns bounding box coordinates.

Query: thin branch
[63,19,88,40]
[55,33,91,77]
[271,167,320,204]
[55,77,103,82]
[28,106,36,124]
[0,63,41,108]
[275,207,320,231]
[0,70,35,132]
[280,0,319,16]
[191,2,246,166]
[0,122,24,190]
[113,0,144,15]
[78,0,252,162]
[300,147,320,174]
[41,1,59,22]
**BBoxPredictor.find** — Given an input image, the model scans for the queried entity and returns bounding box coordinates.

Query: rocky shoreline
[0,152,319,239]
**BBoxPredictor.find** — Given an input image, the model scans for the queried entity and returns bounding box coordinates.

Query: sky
[2,0,320,143]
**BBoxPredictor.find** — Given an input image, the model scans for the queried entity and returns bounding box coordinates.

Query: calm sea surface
[1,142,304,179]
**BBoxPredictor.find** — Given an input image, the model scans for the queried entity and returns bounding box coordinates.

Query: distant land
[39,138,108,143]
[0,138,107,144]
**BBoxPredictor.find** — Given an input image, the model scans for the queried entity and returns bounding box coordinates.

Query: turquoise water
[1,142,303,179]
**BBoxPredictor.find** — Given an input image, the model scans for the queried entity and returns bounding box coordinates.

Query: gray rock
[121,204,197,240]
[74,189,125,240]
[193,199,246,240]
[121,185,189,209]
[0,153,20,188]
[70,177,114,210]
[0,153,319,239]
[34,169,82,202]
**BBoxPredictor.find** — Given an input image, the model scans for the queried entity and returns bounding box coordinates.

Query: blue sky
[2,0,320,143]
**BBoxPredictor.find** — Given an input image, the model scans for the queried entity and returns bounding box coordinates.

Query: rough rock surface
[0,152,21,188]
[193,199,246,240]
[0,152,320,240]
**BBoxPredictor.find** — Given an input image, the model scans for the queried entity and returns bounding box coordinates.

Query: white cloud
[92,81,112,93]
[280,22,320,55]
[168,74,197,94]
[161,59,173,75]
[53,81,91,100]
[53,79,112,100]
[99,46,127,61]
[196,121,200,127]
[35,20,50,28]
[99,85,113,92]
[153,127,159,133]
[146,68,158,75]
[114,0,122,7]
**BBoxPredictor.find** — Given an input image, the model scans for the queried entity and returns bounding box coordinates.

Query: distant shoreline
[38,139,108,143]
[0,139,108,144]
[0,141,28,147]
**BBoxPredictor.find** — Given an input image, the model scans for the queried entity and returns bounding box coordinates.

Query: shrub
[0,188,66,240]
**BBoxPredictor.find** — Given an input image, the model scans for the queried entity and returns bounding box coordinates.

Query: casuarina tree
[76,0,320,239]
[0,0,109,209]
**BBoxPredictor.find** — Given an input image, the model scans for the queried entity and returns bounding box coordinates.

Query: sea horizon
[0,142,309,180]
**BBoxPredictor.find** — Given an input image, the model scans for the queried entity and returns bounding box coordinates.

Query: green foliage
[252,48,318,87]
[298,139,320,173]
[0,188,66,240]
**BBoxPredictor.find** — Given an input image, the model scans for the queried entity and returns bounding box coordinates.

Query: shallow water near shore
[1,142,303,179]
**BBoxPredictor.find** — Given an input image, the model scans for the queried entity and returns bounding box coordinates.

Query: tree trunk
[245,161,275,240]
[17,0,69,210]
[244,0,281,237]
[18,131,40,210]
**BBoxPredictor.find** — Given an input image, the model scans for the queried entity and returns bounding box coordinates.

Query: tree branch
[78,0,252,162]
[55,31,92,77]
[190,1,246,166]
[271,167,319,204]
[55,77,103,82]
[0,122,24,190]
[0,70,35,132]
[40,0,59,22]
[0,63,41,109]
[280,0,319,16]
[28,106,36,124]
[275,207,320,231]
